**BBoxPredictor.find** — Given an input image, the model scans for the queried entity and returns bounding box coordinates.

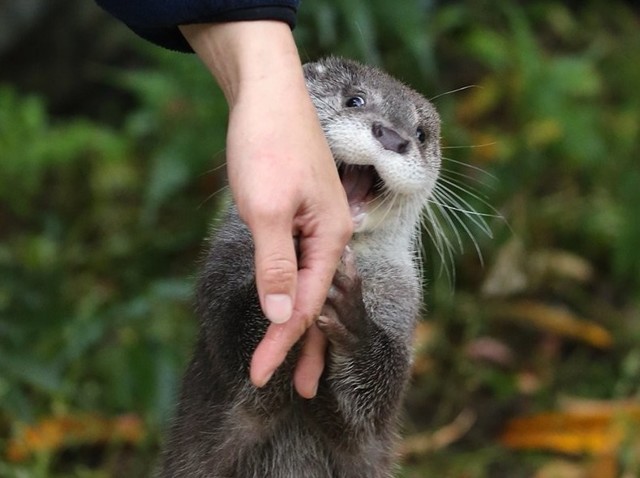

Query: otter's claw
[317,247,368,349]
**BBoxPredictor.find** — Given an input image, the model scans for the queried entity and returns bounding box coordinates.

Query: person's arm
[179,21,352,397]
[95,0,353,397]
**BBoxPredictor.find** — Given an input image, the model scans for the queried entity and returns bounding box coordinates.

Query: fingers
[293,215,353,319]
[251,318,327,399]
[250,215,297,325]
[293,324,327,398]
[250,314,305,388]
[249,263,330,388]
[250,319,328,397]
[250,236,349,393]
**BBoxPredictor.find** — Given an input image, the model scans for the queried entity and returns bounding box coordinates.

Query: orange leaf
[499,405,640,455]
[6,413,145,463]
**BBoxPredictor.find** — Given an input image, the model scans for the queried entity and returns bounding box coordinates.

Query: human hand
[179,21,353,397]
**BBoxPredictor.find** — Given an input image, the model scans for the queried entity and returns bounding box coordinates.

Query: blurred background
[1,0,639,476]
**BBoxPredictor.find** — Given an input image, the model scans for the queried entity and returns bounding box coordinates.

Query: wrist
[179,21,306,106]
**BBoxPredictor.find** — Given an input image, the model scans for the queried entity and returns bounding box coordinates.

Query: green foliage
[0,84,199,423]
[297,0,640,296]
[432,1,640,293]
[1,40,229,476]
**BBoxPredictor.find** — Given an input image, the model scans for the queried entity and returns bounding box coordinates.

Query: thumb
[251,222,298,324]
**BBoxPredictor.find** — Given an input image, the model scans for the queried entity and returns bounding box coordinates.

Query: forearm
[179,19,330,225]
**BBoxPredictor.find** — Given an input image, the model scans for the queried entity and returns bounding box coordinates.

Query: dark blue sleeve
[96,0,300,52]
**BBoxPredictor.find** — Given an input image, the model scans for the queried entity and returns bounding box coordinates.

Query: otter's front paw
[317,246,369,350]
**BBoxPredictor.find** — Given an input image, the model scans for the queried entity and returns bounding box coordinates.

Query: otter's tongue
[340,166,376,225]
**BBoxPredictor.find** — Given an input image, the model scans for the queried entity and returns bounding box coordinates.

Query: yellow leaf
[529,249,595,284]
[401,409,476,457]
[411,321,438,376]
[483,243,595,298]
[533,456,618,478]
[490,300,613,349]
[534,459,588,478]
[468,131,502,164]
[455,77,501,123]
[525,118,564,148]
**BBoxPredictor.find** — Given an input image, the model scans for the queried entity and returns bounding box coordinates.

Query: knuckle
[259,256,297,286]
[243,201,290,226]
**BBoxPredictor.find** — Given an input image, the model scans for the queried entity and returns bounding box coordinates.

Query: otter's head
[304,57,441,237]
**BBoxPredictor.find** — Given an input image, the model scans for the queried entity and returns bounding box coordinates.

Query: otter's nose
[372,122,409,154]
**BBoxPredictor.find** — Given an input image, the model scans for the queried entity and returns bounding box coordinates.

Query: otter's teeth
[350,205,367,229]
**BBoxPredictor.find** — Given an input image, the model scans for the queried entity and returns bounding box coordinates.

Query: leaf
[401,409,476,457]
[463,28,510,70]
[483,242,595,298]
[548,57,602,98]
[533,458,618,478]
[490,300,613,349]
[481,238,528,297]
[528,250,594,284]
[142,149,191,224]
[464,336,514,367]
[533,460,587,478]
[524,118,564,148]
[455,77,502,124]
[411,321,438,376]
[467,131,504,164]
[6,414,145,463]
[499,401,640,456]
[0,351,63,394]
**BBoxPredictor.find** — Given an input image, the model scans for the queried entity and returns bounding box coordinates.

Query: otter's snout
[372,122,409,154]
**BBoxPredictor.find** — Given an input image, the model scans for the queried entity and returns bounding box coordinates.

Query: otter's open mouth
[338,164,384,224]
[338,164,384,204]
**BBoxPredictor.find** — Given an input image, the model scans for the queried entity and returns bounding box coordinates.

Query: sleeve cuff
[131,5,298,53]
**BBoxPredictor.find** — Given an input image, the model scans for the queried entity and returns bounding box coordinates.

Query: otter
[159,57,441,478]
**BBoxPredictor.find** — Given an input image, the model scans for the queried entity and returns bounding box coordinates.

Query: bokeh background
[1,1,639,476]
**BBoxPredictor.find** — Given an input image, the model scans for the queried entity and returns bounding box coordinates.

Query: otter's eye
[345,96,366,108]
[416,127,426,143]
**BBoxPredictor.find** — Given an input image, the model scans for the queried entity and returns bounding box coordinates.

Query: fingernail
[264,294,292,324]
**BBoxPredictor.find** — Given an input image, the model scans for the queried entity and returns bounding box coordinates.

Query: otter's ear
[303,61,328,81]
